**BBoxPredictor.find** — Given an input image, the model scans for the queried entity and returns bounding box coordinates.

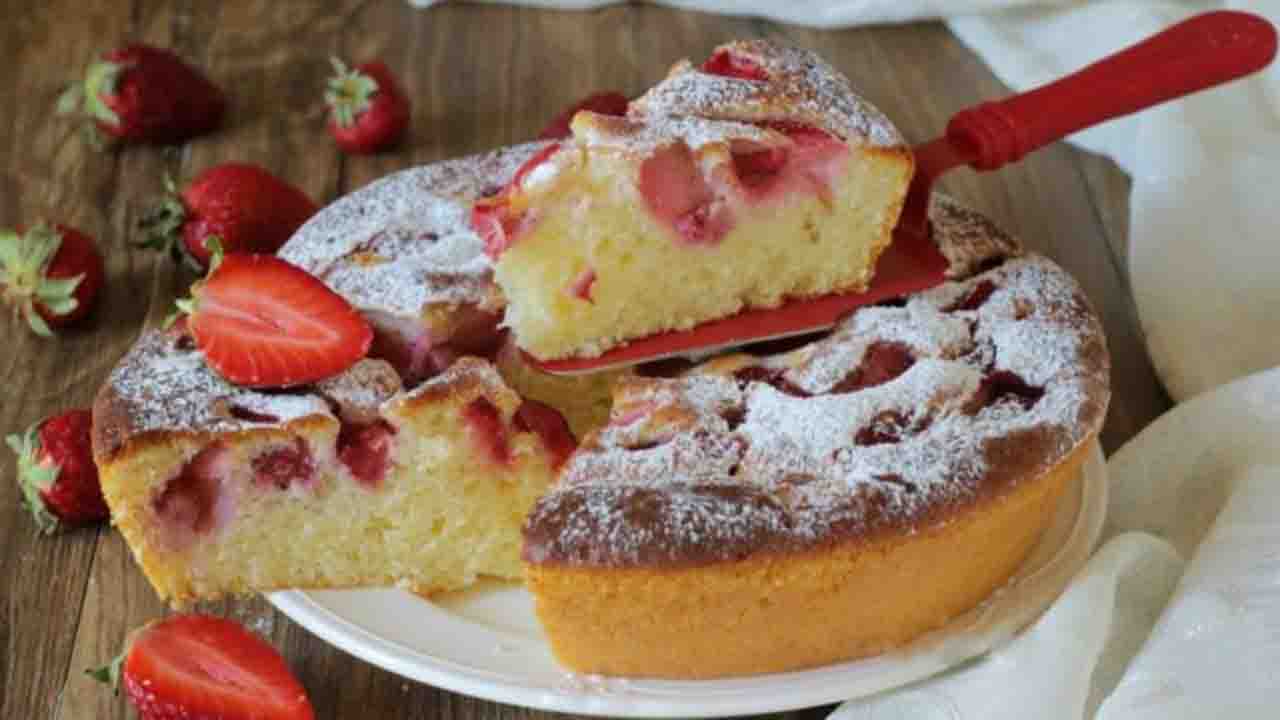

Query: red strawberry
[325,58,410,154]
[538,91,629,140]
[1,223,105,336]
[173,247,373,388]
[470,142,563,259]
[57,43,225,147]
[89,614,314,720]
[462,397,511,467]
[6,409,108,533]
[514,400,577,470]
[138,164,319,272]
[701,49,769,81]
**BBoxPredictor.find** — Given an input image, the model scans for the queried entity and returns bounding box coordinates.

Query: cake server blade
[532,10,1276,376]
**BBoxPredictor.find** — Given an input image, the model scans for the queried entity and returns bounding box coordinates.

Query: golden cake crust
[521,197,1109,677]
[525,440,1089,678]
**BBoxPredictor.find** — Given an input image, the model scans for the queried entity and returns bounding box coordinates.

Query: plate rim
[270,441,1107,717]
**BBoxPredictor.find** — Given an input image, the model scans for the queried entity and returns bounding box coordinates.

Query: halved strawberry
[90,614,314,720]
[701,49,769,81]
[174,246,372,388]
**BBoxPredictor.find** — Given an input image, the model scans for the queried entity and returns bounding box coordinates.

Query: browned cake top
[630,39,906,148]
[91,330,503,463]
[522,206,1109,569]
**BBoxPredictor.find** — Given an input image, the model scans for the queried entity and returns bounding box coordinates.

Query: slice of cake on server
[473,40,914,361]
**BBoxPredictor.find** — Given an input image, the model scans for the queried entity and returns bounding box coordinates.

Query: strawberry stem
[0,223,83,337]
[82,60,124,126]
[325,58,378,128]
[6,425,60,534]
[165,236,223,328]
[85,651,125,694]
[136,174,191,266]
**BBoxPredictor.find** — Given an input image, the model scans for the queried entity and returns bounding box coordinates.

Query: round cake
[91,39,1110,679]
[522,216,1109,677]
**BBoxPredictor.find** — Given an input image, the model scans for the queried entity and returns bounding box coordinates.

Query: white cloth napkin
[410,1,1280,716]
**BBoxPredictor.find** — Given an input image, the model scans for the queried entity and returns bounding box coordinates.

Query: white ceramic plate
[270,442,1106,717]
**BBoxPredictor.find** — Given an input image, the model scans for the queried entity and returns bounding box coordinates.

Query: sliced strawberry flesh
[512,142,563,186]
[251,439,316,490]
[639,142,737,246]
[946,280,997,312]
[566,267,597,302]
[338,420,395,488]
[831,342,916,393]
[733,123,848,205]
[462,397,511,466]
[472,143,562,260]
[190,254,372,388]
[154,443,230,540]
[701,49,768,81]
[732,365,811,398]
[539,91,629,140]
[472,201,517,259]
[123,615,314,720]
[513,399,577,469]
[969,370,1045,412]
[732,146,789,190]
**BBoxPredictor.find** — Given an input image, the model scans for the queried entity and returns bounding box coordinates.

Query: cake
[95,143,617,606]
[93,74,1106,674]
[522,204,1109,678]
[473,40,914,361]
[92,337,576,605]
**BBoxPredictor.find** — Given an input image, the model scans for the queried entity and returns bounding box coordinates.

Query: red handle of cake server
[947,10,1277,170]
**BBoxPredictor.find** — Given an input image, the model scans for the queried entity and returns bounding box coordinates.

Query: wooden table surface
[1,2,1172,718]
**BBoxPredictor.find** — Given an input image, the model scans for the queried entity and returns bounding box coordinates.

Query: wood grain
[1,2,1170,719]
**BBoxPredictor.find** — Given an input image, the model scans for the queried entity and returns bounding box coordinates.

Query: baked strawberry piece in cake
[473,40,913,360]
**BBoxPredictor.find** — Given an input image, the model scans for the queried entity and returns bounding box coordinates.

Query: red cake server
[534,10,1276,375]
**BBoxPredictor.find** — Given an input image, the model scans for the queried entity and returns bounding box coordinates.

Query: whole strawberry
[90,614,315,720]
[6,409,108,533]
[137,164,318,271]
[1,223,105,336]
[325,58,410,154]
[58,43,226,146]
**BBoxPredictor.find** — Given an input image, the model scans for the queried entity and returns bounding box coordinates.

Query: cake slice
[93,329,573,605]
[473,40,913,361]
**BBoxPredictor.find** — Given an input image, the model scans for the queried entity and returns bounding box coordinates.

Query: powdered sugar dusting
[278,142,551,317]
[98,331,334,449]
[524,248,1109,567]
[573,113,785,158]
[631,40,905,149]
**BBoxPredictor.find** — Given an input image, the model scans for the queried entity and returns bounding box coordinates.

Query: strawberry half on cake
[473,40,913,361]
